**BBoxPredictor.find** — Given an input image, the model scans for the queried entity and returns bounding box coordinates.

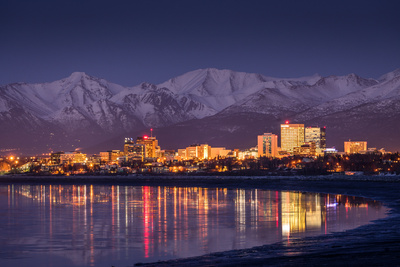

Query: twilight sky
[1,0,399,86]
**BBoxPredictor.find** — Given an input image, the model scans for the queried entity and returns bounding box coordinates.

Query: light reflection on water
[0,184,388,267]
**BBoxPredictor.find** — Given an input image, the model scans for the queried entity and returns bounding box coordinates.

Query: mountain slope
[1,68,400,154]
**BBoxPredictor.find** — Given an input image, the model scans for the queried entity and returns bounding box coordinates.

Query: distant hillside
[1,68,399,154]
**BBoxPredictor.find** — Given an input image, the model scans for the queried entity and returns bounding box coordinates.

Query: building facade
[293,142,317,156]
[136,136,159,158]
[124,138,135,156]
[182,144,212,160]
[59,151,87,164]
[280,123,305,153]
[257,133,278,157]
[305,127,326,148]
[100,150,124,163]
[210,147,232,159]
[344,141,367,154]
[305,126,326,155]
[124,138,145,161]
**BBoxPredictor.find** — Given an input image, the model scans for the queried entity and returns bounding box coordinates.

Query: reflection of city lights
[4,184,387,266]
[326,203,338,207]
[282,223,290,234]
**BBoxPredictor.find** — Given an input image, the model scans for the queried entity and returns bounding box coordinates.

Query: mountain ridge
[1,68,400,154]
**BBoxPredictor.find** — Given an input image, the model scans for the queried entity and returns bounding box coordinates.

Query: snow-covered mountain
[1,68,400,154]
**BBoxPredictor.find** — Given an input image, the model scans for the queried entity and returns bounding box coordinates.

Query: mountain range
[1,68,400,155]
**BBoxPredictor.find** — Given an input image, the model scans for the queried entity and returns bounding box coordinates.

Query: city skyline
[1,1,400,263]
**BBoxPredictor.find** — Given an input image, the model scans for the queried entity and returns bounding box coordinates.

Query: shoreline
[1,175,400,266]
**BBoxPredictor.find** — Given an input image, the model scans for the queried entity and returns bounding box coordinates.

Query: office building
[344,141,367,154]
[280,123,305,153]
[305,127,326,149]
[182,144,211,160]
[293,142,317,156]
[124,138,135,156]
[257,133,278,157]
[210,147,232,159]
[100,150,124,163]
[59,151,87,164]
[305,126,326,155]
[136,135,159,158]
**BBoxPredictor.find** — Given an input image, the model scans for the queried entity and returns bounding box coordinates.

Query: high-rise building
[136,135,159,158]
[124,138,135,156]
[280,123,305,153]
[257,133,278,157]
[305,126,326,154]
[124,137,147,161]
[344,141,367,154]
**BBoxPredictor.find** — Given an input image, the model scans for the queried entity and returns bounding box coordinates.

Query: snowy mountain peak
[139,82,158,90]
[379,68,400,82]
[65,71,89,81]
[2,67,400,154]
[314,73,377,89]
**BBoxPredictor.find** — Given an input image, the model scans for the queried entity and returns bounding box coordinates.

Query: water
[0,184,388,267]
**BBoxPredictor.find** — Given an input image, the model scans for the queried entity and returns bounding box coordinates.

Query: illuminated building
[130,144,145,161]
[124,138,135,156]
[210,147,232,159]
[136,136,159,158]
[177,149,186,159]
[182,144,211,160]
[198,144,211,160]
[186,145,198,159]
[344,141,367,154]
[305,126,326,154]
[238,147,258,160]
[293,142,316,156]
[324,147,338,155]
[123,138,145,161]
[257,133,278,157]
[60,151,87,164]
[50,151,64,164]
[88,154,102,165]
[99,150,124,163]
[280,123,305,153]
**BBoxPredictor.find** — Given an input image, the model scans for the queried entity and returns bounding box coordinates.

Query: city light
[1,121,397,176]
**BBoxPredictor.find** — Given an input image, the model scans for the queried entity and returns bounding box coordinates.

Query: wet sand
[2,175,400,266]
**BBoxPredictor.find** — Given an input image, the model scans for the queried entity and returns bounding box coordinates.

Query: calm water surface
[0,184,388,267]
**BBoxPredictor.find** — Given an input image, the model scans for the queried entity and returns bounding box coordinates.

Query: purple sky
[1,0,399,86]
